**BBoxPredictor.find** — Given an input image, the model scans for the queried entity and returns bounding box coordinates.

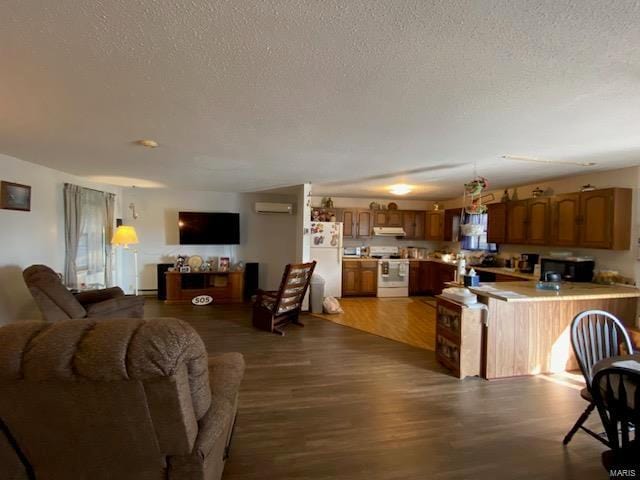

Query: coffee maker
[517,253,539,274]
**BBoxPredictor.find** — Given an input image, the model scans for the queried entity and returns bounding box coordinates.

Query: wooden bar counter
[466,281,640,379]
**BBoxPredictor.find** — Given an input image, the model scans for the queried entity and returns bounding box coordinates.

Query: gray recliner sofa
[0,317,245,480]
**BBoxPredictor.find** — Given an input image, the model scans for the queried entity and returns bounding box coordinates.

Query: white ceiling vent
[255,202,293,214]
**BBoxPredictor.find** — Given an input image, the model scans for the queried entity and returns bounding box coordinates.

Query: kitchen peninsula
[437,281,640,380]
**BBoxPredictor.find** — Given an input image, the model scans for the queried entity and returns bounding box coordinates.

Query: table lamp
[111,225,140,295]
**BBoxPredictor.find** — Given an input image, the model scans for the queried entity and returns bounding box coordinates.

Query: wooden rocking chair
[252,261,316,336]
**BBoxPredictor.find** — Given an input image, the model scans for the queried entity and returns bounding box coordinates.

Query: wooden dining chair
[252,261,316,336]
[563,310,635,446]
[591,365,640,471]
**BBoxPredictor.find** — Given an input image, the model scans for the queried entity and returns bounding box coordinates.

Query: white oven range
[370,246,409,297]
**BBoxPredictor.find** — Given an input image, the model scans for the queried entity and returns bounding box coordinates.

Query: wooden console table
[165,271,245,304]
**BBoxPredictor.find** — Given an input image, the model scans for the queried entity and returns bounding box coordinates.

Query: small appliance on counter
[481,254,497,267]
[517,253,539,274]
[536,271,562,291]
[540,256,595,282]
[343,246,361,258]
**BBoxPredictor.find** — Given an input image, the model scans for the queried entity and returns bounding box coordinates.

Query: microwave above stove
[540,257,595,282]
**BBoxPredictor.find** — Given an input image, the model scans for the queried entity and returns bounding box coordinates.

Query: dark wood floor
[145,299,608,479]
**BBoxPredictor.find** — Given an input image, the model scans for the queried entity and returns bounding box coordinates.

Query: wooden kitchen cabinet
[402,211,426,240]
[342,260,378,296]
[487,203,507,244]
[550,193,580,246]
[373,210,387,227]
[359,263,378,295]
[579,188,631,250]
[402,211,416,239]
[340,209,355,238]
[408,261,434,295]
[506,200,529,244]
[425,211,444,241]
[409,261,421,295]
[373,210,402,227]
[443,209,460,242]
[433,263,456,295]
[387,210,402,226]
[506,199,549,245]
[355,210,372,238]
[548,188,631,250]
[527,198,549,245]
[339,209,371,239]
[342,262,360,295]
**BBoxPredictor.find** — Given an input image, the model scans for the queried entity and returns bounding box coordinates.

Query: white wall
[0,154,121,325]
[297,184,312,262]
[120,188,298,292]
[442,166,640,283]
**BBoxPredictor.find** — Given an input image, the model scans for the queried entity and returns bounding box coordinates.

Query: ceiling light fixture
[137,139,159,148]
[502,154,596,167]
[389,184,412,195]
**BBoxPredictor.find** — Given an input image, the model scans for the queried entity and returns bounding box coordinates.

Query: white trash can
[310,274,325,314]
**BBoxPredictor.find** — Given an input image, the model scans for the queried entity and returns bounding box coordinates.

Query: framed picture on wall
[1,181,31,211]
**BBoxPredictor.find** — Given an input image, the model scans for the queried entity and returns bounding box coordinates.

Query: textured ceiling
[1,1,640,198]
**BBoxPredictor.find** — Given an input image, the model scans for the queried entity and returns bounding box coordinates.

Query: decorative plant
[464,176,488,196]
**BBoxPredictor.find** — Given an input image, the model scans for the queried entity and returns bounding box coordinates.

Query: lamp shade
[111,225,139,247]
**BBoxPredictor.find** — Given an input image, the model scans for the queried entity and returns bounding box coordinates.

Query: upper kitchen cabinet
[578,188,631,250]
[550,193,580,246]
[340,209,355,238]
[506,200,529,244]
[402,211,425,240]
[425,210,444,241]
[443,209,460,242]
[373,210,403,227]
[527,198,549,245]
[506,198,549,245]
[356,210,372,238]
[487,203,507,244]
[339,209,371,238]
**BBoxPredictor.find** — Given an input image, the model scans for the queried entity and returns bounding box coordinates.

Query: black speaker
[116,218,123,227]
[244,262,259,300]
[156,263,174,300]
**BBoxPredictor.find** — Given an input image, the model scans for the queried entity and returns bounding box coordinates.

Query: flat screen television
[178,212,240,245]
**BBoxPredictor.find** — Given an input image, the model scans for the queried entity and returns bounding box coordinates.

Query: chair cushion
[580,387,593,403]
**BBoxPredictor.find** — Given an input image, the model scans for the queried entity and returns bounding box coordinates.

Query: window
[460,213,494,251]
[64,183,115,289]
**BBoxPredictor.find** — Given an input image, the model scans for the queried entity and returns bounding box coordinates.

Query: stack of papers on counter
[490,290,528,299]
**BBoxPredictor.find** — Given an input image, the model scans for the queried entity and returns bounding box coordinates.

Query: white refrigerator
[309,222,343,298]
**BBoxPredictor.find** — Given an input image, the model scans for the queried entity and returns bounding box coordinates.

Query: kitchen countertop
[466,281,640,303]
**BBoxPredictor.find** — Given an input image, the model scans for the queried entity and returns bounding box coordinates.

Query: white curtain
[64,184,116,289]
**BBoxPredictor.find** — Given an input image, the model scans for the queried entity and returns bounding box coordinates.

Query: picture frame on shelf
[219,257,230,272]
[1,181,31,211]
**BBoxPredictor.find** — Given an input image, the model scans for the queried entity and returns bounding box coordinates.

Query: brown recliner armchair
[0,317,245,480]
[23,264,145,321]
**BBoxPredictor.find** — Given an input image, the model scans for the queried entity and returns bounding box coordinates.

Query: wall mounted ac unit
[255,202,293,214]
